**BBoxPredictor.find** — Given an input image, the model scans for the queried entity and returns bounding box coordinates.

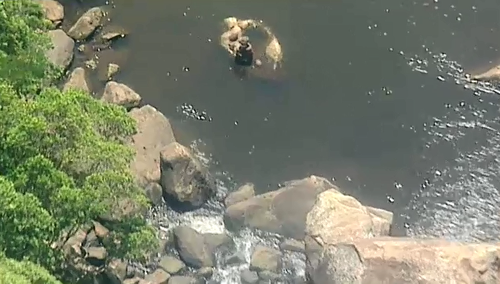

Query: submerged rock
[67,7,104,41]
[160,142,215,208]
[63,67,90,93]
[107,63,120,79]
[101,81,141,109]
[46,29,74,70]
[305,237,500,284]
[129,105,176,185]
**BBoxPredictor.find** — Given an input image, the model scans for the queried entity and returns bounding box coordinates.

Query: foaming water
[403,49,500,242]
[145,140,305,283]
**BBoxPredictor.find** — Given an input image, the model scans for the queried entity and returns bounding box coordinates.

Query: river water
[65,0,500,272]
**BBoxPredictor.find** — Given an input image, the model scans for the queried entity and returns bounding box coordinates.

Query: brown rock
[145,269,170,284]
[306,189,393,244]
[160,142,214,208]
[224,176,333,239]
[92,221,110,239]
[35,0,64,22]
[101,81,141,110]
[250,245,282,273]
[473,65,500,81]
[129,105,176,185]
[63,67,90,93]
[224,183,255,207]
[306,237,500,284]
[67,7,104,41]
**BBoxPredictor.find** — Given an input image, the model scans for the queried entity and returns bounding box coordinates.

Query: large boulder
[306,189,393,244]
[249,245,282,273]
[46,29,75,70]
[173,226,232,269]
[305,237,500,284]
[67,7,104,41]
[63,67,90,93]
[129,105,176,185]
[160,142,215,208]
[224,182,255,207]
[223,176,334,239]
[35,0,64,23]
[101,81,142,110]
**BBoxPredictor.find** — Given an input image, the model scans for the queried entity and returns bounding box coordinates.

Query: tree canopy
[0,0,157,283]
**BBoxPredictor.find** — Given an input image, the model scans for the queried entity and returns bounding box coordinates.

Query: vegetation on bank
[0,1,157,283]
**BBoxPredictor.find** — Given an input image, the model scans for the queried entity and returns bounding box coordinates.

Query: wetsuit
[234,43,253,67]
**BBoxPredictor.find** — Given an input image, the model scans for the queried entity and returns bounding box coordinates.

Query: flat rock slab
[129,105,176,185]
[306,237,500,284]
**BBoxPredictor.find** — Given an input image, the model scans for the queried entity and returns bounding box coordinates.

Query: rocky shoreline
[39,1,500,283]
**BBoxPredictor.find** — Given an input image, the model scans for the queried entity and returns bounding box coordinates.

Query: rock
[101,81,142,110]
[160,142,214,208]
[145,269,170,284]
[105,259,128,284]
[102,31,124,41]
[84,229,98,247]
[224,183,255,207]
[196,267,214,278]
[63,67,90,93]
[366,205,393,237]
[123,277,142,284]
[62,228,87,256]
[85,59,97,70]
[250,245,282,273]
[224,176,334,239]
[258,270,280,282]
[305,237,500,284]
[67,7,104,41]
[173,226,213,268]
[203,232,233,253]
[129,105,176,185]
[168,276,198,284]
[85,246,107,266]
[92,221,110,240]
[240,269,259,284]
[225,252,246,265]
[107,63,120,79]
[306,189,393,244]
[158,256,185,275]
[473,64,500,81]
[35,0,64,23]
[279,239,305,253]
[46,30,75,70]
[145,182,164,206]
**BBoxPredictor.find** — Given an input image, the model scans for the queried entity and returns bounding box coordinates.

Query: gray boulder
[101,81,141,110]
[160,142,215,208]
[46,29,74,70]
[67,7,104,41]
[224,182,255,207]
[63,67,90,93]
[129,105,176,185]
[249,245,282,273]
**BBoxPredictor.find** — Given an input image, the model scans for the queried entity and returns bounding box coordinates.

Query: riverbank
[42,1,500,283]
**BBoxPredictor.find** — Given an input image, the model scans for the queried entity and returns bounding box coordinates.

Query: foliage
[0,1,158,283]
[0,254,62,284]
[0,0,61,94]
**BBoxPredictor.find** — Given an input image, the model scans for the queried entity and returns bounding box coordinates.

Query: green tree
[0,254,62,284]
[0,0,60,94]
[0,0,158,282]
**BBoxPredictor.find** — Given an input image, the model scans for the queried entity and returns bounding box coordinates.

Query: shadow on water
[73,0,500,240]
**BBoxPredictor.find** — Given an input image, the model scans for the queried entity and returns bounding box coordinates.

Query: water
[62,0,500,282]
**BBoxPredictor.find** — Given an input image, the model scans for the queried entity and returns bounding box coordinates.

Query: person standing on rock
[234,36,254,67]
